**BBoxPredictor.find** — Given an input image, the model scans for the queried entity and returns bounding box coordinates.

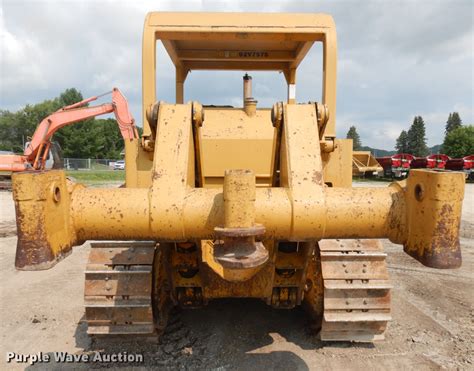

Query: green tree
[346,125,362,150]
[51,89,91,158]
[0,88,128,158]
[395,130,409,153]
[445,112,462,135]
[442,125,474,158]
[58,88,83,106]
[407,116,429,157]
[0,110,21,151]
[0,98,61,153]
[94,118,124,159]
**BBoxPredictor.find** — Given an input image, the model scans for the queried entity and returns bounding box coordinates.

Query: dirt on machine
[9,12,465,343]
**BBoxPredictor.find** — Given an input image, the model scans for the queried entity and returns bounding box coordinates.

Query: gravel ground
[0,181,472,370]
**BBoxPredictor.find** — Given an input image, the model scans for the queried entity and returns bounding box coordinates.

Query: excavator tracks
[319,239,392,342]
[84,242,157,336]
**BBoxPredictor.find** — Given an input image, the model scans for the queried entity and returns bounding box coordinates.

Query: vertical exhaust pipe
[243,73,257,117]
[243,73,252,102]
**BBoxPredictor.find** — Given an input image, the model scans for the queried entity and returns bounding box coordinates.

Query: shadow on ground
[28,298,372,370]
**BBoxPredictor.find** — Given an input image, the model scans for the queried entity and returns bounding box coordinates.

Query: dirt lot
[0,182,473,370]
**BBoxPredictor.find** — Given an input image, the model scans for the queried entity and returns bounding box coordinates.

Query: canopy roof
[141,12,338,139]
[146,12,335,72]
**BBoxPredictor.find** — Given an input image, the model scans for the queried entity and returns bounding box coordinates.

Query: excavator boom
[0,87,138,172]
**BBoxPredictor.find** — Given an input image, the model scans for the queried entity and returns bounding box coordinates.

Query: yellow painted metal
[132,12,341,191]
[322,139,353,187]
[222,169,256,228]
[10,10,465,320]
[149,102,195,240]
[11,101,465,271]
[200,108,274,187]
[141,12,337,140]
[279,103,325,239]
[208,169,269,281]
[404,170,465,268]
[352,151,383,176]
[11,170,80,270]
[67,185,406,241]
[124,139,153,188]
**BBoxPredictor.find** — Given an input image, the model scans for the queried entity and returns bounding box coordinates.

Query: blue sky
[1,0,472,149]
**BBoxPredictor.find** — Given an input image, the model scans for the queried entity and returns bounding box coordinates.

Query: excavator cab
[11,13,465,342]
[22,141,62,170]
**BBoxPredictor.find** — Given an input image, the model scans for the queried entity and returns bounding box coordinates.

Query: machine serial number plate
[224,51,269,58]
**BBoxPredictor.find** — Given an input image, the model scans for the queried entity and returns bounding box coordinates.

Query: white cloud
[0,0,472,150]
[0,8,47,91]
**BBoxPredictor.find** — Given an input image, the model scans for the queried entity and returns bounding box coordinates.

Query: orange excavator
[0,87,138,172]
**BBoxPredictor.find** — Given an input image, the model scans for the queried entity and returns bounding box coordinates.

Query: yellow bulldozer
[11,12,465,342]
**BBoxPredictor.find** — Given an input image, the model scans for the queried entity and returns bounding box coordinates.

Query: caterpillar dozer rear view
[11,12,465,342]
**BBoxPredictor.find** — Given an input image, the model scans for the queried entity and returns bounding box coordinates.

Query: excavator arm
[0,87,138,172]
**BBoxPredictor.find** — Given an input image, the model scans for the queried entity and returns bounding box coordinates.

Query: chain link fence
[64,158,123,171]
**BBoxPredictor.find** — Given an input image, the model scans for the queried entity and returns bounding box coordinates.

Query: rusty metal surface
[8,11,467,345]
[87,324,155,336]
[302,246,324,326]
[213,240,268,269]
[214,225,266,237]
[319,239,392,342]
[152,242,173,330]
[275,251,305,269]
[13,113,465,289]
[0,177,12,190]
[85,270,152,297]
[87,244,155,266]
[186,239,314,305]
[201,239,269,282]
[320,251,389,280]
[404,170,465,269]
[84,242,156,336]
[212,169,269,275]
[200,253,276,300]
[12,170,77,270]
[319,239,383,251]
